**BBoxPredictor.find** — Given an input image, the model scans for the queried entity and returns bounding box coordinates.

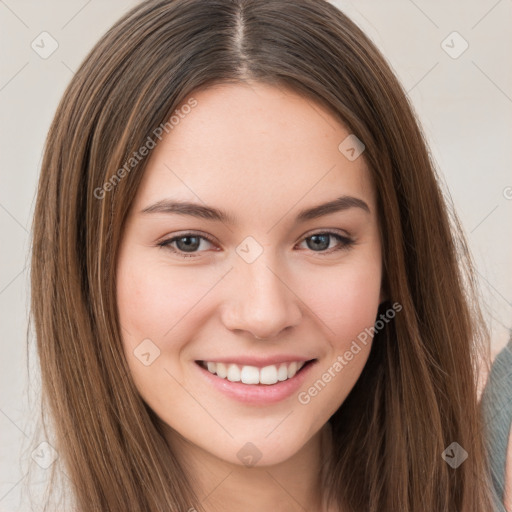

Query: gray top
[481,336,512,512]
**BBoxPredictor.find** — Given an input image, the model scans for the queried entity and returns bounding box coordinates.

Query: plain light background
[0,0,511,509]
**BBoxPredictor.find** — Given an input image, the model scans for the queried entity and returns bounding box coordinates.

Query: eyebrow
[140,195,370,224]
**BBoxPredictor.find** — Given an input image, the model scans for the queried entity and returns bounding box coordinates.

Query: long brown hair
[30,0,496,510]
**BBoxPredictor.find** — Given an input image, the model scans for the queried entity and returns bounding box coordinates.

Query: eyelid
[300,227,352,240]
[157,230,218,245]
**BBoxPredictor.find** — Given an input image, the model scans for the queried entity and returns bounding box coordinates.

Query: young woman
[30,0,508,510]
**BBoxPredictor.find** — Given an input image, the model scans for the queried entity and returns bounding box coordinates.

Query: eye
[157,230,354,258]
[157,232,217,257]
[297,231,354,253]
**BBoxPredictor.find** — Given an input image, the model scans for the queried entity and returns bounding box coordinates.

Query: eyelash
[156,230,355,258]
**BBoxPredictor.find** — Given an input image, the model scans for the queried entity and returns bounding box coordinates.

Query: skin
[116,82,383,512]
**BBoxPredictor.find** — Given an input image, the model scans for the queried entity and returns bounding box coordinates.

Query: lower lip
[195,360,317,405]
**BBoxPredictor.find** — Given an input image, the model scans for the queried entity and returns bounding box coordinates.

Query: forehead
[132,82,375,219]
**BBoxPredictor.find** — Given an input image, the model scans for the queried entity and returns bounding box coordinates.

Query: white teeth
[260,365,278,385]
[201,360,308,385]
[216,362,227,379]
[227,364,241,382]
[240,365,260,384]
[287,362,298,379]
[277,363,288,381]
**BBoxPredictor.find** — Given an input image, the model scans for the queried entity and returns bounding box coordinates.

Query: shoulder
[481,338,512,512]
[506,425,511,511]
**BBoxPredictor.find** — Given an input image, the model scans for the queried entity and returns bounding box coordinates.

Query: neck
[164,422,335,512]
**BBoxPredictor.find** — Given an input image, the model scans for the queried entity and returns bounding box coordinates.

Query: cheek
[295,266,381,422]
[302,258,382,347]
[115,253,211,410]
[116,254,217,342]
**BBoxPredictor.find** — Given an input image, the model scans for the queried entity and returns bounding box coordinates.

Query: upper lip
[196,355,316,368]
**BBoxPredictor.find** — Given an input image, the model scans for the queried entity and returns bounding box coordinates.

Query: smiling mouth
[196,359,316,385]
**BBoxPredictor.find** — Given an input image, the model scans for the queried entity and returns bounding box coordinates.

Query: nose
[220,257,303,340]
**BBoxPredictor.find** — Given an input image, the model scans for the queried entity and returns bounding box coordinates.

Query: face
[116,82,382,467]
